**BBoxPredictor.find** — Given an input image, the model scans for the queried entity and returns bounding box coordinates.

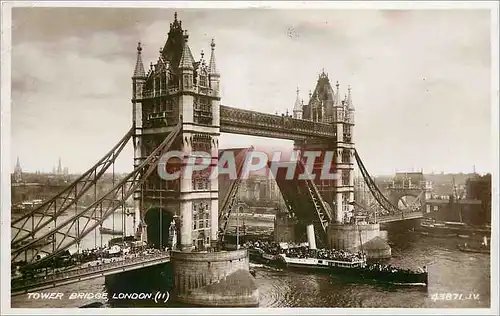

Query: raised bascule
[10,13,427,306]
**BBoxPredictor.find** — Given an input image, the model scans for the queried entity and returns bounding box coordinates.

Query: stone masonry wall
[172,249,249,297]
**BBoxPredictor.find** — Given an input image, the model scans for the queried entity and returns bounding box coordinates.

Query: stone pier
[327,223,391,259]
[171,249,259,307]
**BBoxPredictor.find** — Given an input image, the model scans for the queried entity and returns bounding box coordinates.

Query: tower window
[192,170,211,191]
[192,134,212,152]
[342,170,350,186]
[193,97,213,125]
[183,74,191,89]
[342,149,350,163]
[199,72,208,87]
[343,126,352,143]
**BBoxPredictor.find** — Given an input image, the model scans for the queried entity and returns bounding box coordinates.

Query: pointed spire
[169,12,182,32]
[133,42,146,78]
[57,157,62,174]
[179,31,194,70]
[347,85,354,109]
[15,156,20,168]
[334,81,341,106]
[293,86,302,112]
[209,38,220,77]
[200,49,205,64]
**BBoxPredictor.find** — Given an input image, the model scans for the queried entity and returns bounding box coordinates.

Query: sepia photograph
[1,1,498,314]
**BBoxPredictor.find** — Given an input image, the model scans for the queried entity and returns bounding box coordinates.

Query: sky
[9,7,493,175]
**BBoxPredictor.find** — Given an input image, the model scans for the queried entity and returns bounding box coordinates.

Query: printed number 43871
[431,293,480,301]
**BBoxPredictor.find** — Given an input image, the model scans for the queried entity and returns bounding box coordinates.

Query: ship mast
[357,223,364,255]
[452,176,463,223]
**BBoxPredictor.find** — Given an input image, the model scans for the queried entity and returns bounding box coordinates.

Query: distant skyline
[10,7,493,175]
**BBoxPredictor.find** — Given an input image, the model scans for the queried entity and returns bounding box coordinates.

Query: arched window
[342,170,350,186]
[342,149,351,163]
[199,71,208,87]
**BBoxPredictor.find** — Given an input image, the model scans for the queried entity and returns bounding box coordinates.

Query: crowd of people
[284,246,364,262]
[12,242,165,279]
[243,240,365,262]
[243,240,282,255]
[366,262,425,275]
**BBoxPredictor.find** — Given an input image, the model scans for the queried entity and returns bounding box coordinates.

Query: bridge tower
[130,13,257,306]
[131,13,220,251]
[289,72,389,258]
[295,71,355,225]
[387,172,430,213]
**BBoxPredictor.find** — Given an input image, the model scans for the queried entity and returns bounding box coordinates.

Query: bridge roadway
[376,211,423,223]
[11,251,171,296]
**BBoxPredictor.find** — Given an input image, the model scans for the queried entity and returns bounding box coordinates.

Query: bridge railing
[12,251,170,290]
[375,210,424,223]
[220,105,336,138]
[387,184,425,190]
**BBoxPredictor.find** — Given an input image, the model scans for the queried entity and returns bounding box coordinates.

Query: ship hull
[277,261,427,285]
[249,251,427,286]
[457,245,490,254]
[248,250,276,264]
[419,221,491,238]
[99,228,123,236]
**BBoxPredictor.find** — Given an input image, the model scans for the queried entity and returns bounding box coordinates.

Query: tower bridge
[387,172,432,212]
[10,13,424,304]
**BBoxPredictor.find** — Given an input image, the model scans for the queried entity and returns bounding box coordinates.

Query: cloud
[10,8,492,175]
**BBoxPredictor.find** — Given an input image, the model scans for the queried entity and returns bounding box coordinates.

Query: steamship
[99,227,123,236]
[249,246,428,286]
[419,219,491,238]
[277,253,427,286]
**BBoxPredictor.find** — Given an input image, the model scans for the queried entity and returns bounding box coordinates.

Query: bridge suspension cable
[353,149,401,216]
[11,127,134,246]
[11,124,182,267]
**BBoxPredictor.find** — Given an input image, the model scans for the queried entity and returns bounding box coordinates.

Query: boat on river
[249,246,428,286]
[457,244,490,254]
[99,227,123,236]
[249,248,278,264]
[457,236,490,254]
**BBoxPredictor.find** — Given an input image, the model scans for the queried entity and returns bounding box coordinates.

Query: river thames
[11,215,490,308]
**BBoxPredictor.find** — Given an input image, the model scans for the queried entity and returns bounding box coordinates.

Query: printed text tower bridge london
[10,13,429,295]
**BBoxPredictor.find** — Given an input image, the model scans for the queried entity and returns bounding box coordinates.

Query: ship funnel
[307,224,317,250]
